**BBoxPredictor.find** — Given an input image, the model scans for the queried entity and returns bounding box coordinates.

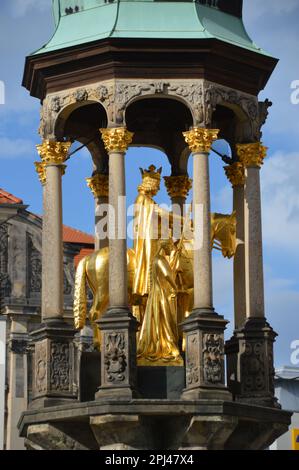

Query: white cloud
[0,137,35,159]
[261,151,299,253]
[244,0,299,22]
[265,276,299,367]
[9,0,50,18]
[212,150,299,255]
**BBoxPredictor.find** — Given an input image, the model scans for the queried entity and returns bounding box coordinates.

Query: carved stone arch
[114,79,203,127]
[51,99,109,170]
[54,100,101,140]
[203,80,260,143]
[125,94,193,173]
[39,83,113,140]
[122,92,195,127]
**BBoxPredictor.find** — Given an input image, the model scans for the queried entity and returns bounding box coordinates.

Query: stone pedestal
[181,311,231,401]
[95,308,138,400]
[18,399,291,450]
[226,317,278,408]
[180,415,237,450]
[91,415,153,450]
[30,320,77,409]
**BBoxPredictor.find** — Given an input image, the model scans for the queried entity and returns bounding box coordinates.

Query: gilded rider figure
[137,239,182,364]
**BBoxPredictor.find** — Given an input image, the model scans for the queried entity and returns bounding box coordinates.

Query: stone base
[30,319,77,408]
[181,387,232,402]
[95,307,139,400]
[226,317,279,408]
[181,309,231,401]
[18,399,291,450]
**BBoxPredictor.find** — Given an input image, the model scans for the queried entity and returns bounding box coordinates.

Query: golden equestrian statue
[73,165,236,364]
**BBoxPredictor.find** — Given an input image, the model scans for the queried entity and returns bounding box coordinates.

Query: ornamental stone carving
[39,79,267,141]
[241,341,266,393]
[64,259,75,297]
[27,234,42,296]
[50,342,71,392]
[0,224,11,298]
[35,340,47,395]
[185,333,200,386]
[104,332,127,384]
[39,83,114,139]
[203,334,224,385]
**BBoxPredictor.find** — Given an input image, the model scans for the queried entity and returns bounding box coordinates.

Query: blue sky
[0,0,298,367]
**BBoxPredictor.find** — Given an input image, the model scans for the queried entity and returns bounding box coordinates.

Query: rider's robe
[133,190,183,298]
[133,190,159,297]
[137,247,180,362]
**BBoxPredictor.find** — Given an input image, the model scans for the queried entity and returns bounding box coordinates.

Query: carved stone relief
[50,342,71,392]
[185,333,200,387]
[40,83,114,139]
[103,331,127,384]
[27,234,42,296]
[0,224,11,299]
[241,341,266,393]
[63,259,74,296]
[35,340,47,395]
[203,333,224,385]
[40,78,269,144]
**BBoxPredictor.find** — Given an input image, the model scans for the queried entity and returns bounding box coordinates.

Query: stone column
[86,173,109,251]
[95,128,138,400]
[227,143,278,408]
[30,141,77,408]
[6,317,28,450]
[36,140,71,320]
[238,143,266,320]
[224,162,246,329]
[180,128,231,401]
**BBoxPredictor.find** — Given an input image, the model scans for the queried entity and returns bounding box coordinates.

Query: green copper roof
[31,0,269,56]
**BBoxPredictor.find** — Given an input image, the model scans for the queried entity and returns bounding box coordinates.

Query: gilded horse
[73,212,236,348]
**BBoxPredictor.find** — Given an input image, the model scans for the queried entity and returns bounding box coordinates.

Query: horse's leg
[89,291,109,351]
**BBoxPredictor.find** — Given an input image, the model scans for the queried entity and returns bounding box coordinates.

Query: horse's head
[211,212,236,259]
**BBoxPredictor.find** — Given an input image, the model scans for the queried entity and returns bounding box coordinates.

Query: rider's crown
[140,165,162,181]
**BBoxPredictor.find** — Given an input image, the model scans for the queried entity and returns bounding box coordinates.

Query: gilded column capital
[183,128,219,153]
[36,140,71,166]
[34,161,66,185]
[224,162,245,187]
[86,173,109,198]
[34,162,47,186]
[100,127,134,153]
[236,143,267,168]
[164,175,193,199]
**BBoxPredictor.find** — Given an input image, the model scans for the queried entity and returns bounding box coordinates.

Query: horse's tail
[73,257,88,330]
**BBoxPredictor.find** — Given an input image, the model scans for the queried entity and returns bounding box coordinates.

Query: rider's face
[152,181,160,195]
